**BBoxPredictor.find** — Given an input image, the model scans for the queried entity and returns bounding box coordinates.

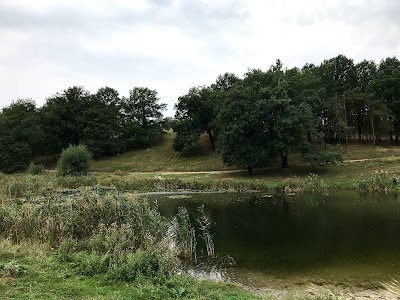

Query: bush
[26,162,44,175]
[281,176,302,193]
[57,145,92,176]
[301,173,327,193]
[1,261,23,277]
[359,170,394,193]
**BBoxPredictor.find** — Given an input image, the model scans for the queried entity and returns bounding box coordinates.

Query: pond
[145,191,400,294]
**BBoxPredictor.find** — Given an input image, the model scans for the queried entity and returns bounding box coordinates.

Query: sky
[0,0,399,116]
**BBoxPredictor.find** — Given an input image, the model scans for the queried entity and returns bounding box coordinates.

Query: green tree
[173,86,216,151]
[0,99,45,173]
[318,55,357,144]
[40,86,91,153]
[217,61,342,173]
[121,87,166,149]
[81,87,123,157]
[372,57,400,143]
[173,73,240,152]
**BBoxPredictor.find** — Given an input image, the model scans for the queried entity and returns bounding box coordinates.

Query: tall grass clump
[281,176,302,193]
[301,173,328,193]
[57,144,92,176]
[0,189,167,246]
[26,162,44,175]
[172,207,197,261]
[359,170,395,193]
[96,176,269,192]
[197,205,214,257]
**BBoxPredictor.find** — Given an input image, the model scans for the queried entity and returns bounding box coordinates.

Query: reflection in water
[146,191,400,293]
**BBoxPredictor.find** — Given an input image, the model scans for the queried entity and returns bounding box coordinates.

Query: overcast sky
[1,0,399,116]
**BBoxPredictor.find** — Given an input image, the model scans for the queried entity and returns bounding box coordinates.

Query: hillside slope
[92,131,400,173]
[92,131,231,172]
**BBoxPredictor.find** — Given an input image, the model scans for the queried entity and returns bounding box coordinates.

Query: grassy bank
[0,187,339,300]
[1,158,399,202]
[0,241,267,300]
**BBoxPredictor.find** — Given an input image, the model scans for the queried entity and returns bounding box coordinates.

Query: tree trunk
[247,165,253,175]
[370,114,375,146]
[281,152,289,168]
[207,130,215,151]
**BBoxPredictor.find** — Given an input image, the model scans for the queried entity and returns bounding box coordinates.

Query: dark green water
[146,191,400,290]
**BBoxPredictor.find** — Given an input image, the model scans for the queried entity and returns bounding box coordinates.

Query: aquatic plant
[173,207,197,261]
[197,204,214,257]
[301,173,327,193]
[281,176,302,193]
[359,170,395,193]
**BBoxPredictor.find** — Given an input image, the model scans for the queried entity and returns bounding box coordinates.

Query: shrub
[1,261,23,277]
[107,247,175,283]
[57,145,92,176]
[301,173,328,193]
[26,162,44,175]
[281,176,302,193]
[359,170,394,193]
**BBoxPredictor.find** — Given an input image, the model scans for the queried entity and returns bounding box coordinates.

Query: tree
[121,87,166,148]
[372,57,400,142]
[173,73,240,152]
[81,87,123,157]
[173,86,216,151]
[40,86,91,153]
[345,60,378,142]
[0,99,45,173]
[217,61,342,173]
[318,55,357,144]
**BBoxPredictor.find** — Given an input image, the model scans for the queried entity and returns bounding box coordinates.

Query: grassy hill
[92,131,400,173]
[92,131,232,172]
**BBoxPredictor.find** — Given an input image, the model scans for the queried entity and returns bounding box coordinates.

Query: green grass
[91,131,400,173]
[92,132,231,172]
[0,240,339,300]
[0,241,267,300]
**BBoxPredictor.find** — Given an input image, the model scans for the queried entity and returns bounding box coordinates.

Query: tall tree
[173,86,216,151]
[173,73,240,152]
[0,99,45,173]
[217,61,342,172]
[373,57,400,142]
[345,60,377,142]
[318,55,357,144]
[81,87,123,157]
[121,87,166,148]
[40,86,91,153]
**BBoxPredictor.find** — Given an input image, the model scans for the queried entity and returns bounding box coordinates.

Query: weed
[26,162,44,175]
[1,261,24,277]
[359,170,395,193]
[197,205,214,257]
[301,173,328,193]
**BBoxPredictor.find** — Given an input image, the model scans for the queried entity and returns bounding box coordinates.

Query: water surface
[146,191,400,291]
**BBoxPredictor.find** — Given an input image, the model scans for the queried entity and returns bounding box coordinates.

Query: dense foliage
[0,86,166,173]
[0,54,399,173]
[57,145,92,176]
[174,55,400,170]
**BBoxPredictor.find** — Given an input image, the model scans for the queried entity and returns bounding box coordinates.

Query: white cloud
[0,0,399,116]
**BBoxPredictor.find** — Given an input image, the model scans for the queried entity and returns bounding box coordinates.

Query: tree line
[0,86,166,173]
[1,54,399,174]
[173,55,400,172]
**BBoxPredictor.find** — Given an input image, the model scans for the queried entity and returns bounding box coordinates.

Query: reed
[359,170,395,193]
[197,204,214,257]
